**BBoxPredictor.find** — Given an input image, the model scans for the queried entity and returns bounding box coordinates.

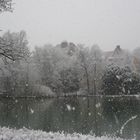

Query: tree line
[0,31,140,96]
[0,0,140,96]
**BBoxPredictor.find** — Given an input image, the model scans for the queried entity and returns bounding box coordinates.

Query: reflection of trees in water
[0,97,103,135]
[0,97,139,139]
[0,99,26,128]
[42,97,81,133]
[0,99,54,129]
[102,97,140,139]
[81,97,101,136]
[44,97,103,135]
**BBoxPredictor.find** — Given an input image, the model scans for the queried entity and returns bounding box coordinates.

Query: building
[103,45,136,70]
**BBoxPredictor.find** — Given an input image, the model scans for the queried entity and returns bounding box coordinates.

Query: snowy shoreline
[0,127,133,140]
[0,94,140,99]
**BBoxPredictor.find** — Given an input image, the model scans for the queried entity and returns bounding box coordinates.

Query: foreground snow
[0,127,133,140]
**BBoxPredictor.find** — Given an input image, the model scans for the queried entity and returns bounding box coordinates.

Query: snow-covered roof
[103,46,126,61]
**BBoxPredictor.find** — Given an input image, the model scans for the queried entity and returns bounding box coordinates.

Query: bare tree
[78,46,90,94]
[0,0,13,13]
[90,45,103,95]
[0,0,27,62]
[77,44,103,95]
[0,31,30,62]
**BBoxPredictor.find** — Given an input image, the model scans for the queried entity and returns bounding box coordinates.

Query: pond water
[0,96,140,139]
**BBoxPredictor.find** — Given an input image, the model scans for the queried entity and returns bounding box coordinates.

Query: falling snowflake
[88,112,91,116]
[66,104,71,111]
[116,75,121,80]
[96,103,101,108]
[72,107,75,111]
[30,108,34,114]
[15,100,18,103]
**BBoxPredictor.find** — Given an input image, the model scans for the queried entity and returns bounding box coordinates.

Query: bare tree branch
[0,0,13,13]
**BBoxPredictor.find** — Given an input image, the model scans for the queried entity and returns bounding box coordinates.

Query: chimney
[112,45,122,56]
[116,45,120,50]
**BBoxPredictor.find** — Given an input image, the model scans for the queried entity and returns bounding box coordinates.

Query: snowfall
[0,127,134,140]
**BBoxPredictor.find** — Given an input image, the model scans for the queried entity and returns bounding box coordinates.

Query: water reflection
[0,97,139,139]
[102,97,140,139]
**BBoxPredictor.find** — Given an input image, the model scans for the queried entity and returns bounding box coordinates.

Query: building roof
[103,45,125,61]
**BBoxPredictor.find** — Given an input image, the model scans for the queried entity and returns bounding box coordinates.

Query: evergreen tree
[102,65,140,95]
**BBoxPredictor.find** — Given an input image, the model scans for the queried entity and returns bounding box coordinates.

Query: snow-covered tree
[133,47,140,73]
[32,42,80,94]
[0,0,13,13]
[0,31,30,95]
[77,44,103,94]
[59,68,80,93]
[102,64,140,95]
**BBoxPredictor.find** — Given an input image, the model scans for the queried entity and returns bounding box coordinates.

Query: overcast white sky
[0,0,140,51]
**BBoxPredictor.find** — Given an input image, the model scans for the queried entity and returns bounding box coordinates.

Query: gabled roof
[103,45,125,60]
[112,45,124,57]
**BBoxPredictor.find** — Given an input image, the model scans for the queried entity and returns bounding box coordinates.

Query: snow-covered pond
[0,96,139,139]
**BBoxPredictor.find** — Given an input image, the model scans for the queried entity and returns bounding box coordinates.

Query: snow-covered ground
[0,127,133,140]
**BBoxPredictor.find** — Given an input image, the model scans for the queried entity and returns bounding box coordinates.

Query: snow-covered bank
[0,127,133,140]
